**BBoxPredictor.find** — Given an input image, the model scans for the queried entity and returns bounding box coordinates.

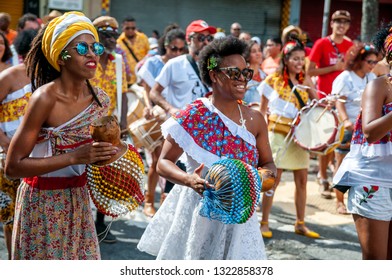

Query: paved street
[0,158,361,260]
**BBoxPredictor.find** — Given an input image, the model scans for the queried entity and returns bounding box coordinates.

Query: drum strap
[288,80,306,108]
[186,54,209,93]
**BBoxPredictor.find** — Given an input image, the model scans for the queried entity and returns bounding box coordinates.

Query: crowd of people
[0,8,391,260]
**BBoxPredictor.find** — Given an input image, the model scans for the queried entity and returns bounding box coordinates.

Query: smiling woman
[257,38,320,240]
[137,37,276,260]
[5,11,117,260]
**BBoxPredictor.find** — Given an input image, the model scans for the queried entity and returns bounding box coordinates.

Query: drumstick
[315,107,328,122]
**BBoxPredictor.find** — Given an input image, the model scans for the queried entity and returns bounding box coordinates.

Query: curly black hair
[372,21,392,57]
[13,29,38,59]
[198,37,248,87]
[0,31,12,62]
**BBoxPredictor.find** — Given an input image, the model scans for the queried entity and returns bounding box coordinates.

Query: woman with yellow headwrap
[5,11,117,260]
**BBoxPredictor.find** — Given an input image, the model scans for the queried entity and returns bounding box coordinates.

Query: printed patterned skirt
[11,181,100,260]
[0,155,20,228]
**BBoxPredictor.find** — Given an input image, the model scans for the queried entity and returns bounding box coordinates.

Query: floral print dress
[0,84,31,229]
[11,88,109,260]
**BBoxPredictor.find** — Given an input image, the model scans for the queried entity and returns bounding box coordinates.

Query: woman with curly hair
[333,22,392,260]
[331,43,379,215]
[137,37,275,259]
[258,39,319,239]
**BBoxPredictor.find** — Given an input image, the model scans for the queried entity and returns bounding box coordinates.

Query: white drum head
[294,106,336,150]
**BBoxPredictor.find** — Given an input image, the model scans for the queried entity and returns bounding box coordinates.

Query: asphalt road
[0,159,361,260]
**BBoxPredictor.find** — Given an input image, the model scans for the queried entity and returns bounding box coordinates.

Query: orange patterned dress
[0,84,31,229]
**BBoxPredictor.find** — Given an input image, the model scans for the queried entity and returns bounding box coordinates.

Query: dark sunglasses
[72,41,105,56]
[366,59,378,65]
[192,34,214,43]
[219,67,254,82]
[124,26,136,30]
[168,45,186,52]
[100,31,119,39]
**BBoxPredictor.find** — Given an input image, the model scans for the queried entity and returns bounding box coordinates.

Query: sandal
[318,179,333,199]
[294,221,320,239]
[336,202,349,215]
[260,221,273,239]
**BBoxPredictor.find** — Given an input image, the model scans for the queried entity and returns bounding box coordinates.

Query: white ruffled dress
[137,98,266,260]
[333,102,392,188]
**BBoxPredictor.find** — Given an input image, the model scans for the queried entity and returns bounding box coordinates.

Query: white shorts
[347,184,392,221]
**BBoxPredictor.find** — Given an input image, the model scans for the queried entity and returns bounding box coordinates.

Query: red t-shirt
[309,37,353,98]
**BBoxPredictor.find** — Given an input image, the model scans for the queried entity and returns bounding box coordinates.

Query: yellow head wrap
[42,11,99,72]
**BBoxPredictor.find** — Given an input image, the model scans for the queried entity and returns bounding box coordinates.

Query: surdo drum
[291,101,344,155]
[129,105,167,152]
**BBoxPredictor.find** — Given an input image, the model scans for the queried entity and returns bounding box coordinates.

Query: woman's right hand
[143,107,154,120]
[186,163,211,196]
[71,142,119,165]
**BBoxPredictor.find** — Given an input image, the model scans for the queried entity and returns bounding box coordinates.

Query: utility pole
[361,0,379,42]
[321,0,331,38]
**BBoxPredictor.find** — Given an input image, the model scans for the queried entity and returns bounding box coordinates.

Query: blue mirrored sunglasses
[72,41,105,56]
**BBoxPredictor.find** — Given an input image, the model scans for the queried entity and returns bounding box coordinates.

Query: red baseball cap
[186,20,217,41]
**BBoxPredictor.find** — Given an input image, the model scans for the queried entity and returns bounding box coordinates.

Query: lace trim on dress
[350,142,392,157]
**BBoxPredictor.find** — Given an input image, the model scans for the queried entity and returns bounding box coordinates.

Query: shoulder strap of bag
[327,36,341,59]
[122,38,139,63]
[288,79,306,108]
[186,54,209,93]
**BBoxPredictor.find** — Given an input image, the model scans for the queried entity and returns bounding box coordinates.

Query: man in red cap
[149,19,216,196]
[308,10,353,200]
[150,19,216,114]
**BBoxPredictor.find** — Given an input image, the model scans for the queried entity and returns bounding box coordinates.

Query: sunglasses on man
[191,34,214,43]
